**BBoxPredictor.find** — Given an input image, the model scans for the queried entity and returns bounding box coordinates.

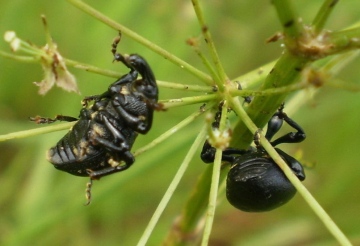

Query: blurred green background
[1,1,360,245]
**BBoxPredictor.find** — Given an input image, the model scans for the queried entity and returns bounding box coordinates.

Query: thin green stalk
[0,51,37,62]
[312,0,339,34]
[320,51,360,74]
[327,27,360,53]
[326,78,360,91]
[157,81,214,93]
[137,125,207,246]
[66,0,213,85]
[201,102,228,246]
[192,47,221,86]
[201,149,221,246]
[0,48,123,79]
[232,60,276,89]
[41,15,56,51]
[65,58,122,78]
[1,50,215,93]
[0,122,75,142]
[229,83,305,97]
[161,94,217,108]
[263,144,351,246]
[133,110,206,157]
[17,40,47,56]
[163,165,216,245]
[191,0,228,90]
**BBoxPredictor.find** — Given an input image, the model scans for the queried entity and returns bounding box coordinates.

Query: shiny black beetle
[31,37,160,203]
[201,104,306,212]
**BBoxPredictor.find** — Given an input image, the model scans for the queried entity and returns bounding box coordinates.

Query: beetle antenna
[84,179,93,206]
[111,32,122,56]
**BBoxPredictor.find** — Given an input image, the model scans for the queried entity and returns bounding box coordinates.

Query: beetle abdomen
[47,140,106,177]
[226,157,296,212]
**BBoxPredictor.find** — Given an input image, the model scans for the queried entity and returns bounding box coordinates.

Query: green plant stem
[0,122,75,142]
[0,49,123,78]
[0,50,215,93]
[327,27,360,54]
[312,0,339,34]
[133,110,206,157]
[162,94,217,109]
[65,58,122,78]
[138,125,207,246]
[232,60,276,89]
[17,39,47,57]
[272,0,304,40]
[163,165,220,245]
[66,0,213,85]
[157,81,214,93]
[41,15,56,51]
[193,47,222,86]
[0,51,38,62]
[201,102,228,246]
[229,83,305,97]
[191,0,228,90]
[263,141,352,246]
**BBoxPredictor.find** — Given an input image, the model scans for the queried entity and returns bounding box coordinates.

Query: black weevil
[201,104,306,212]
[31,36,160,203]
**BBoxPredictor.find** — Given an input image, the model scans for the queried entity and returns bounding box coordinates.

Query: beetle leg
[201,103,248,164]
[93,136,128,152]
[112,95,150,134]
[82,95,102,107]
[90,120,134,153]
[109,70,138,89]
[82,71,138,109]
[98,114,137,148]
[101,116,127,142]
[265,112,284,141]
[201,140,252,164]
[87,153,135,180]
[90,115,137,166]
[270,108,306,146]
[275,148,306,181]
[29,115,78,124]
[200,140,217,163]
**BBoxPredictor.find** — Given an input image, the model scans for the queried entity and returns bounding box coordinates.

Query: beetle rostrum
[201,104,306,212]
